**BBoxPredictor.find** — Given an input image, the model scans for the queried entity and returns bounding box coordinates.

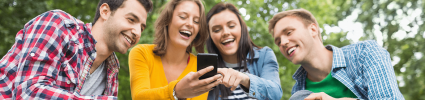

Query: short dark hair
[92,0,153,25]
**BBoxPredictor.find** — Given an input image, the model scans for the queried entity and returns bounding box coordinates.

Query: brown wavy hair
[206,2,261,98]
[153,0,207,56]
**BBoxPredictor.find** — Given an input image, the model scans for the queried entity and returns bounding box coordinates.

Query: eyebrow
[127,12,140,22]
[127,12,146,30]
[179,11,200,18]
[274,26,295,43]
[211,20,236,30]
[281,26,294,33]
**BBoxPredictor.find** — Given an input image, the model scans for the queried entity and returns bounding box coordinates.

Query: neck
[91,22,113,67]
[162,44,189,66]
[221,53,238,64]
[301,44,333,82]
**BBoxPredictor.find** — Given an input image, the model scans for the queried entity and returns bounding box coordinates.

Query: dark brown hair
[92,0,153,25]
[268,8,321,41]
[206,2,261,98]
[153,0,208,56]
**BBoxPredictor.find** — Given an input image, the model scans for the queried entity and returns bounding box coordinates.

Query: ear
[309,23,319,38]
[99,3,111,22]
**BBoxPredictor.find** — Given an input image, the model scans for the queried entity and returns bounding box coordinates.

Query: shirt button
[67,80,70,84]
[253,92,255,95]
[30,53,35,57]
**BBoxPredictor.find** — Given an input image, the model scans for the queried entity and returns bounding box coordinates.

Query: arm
[13,11,115,100]
[129,46,221,99]
[245,48,283,100]
[128,45,179,99]
[362,41,404,99]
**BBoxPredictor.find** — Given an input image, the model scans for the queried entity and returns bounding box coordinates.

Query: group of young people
[0,0,404,100]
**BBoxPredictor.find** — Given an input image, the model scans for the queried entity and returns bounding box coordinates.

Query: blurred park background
[1,0,424,99]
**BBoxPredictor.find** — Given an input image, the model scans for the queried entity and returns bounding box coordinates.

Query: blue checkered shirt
[291,40,404,100]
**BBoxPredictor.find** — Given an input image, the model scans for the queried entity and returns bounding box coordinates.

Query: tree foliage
[0,0,423,99]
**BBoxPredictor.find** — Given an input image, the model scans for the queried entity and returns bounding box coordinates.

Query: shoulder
[341,40,382,51]
[256,46,272,52]
[133,44,156,50]
[189,53,197,59]
[129,44,157,58]
[23,10,85,39]
[25,10,83,27]
[256,46,276,57]
[341,40,389,57]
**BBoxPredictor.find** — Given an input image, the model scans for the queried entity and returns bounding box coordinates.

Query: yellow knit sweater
[128,44,208,100]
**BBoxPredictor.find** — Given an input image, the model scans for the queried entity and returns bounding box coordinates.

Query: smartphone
[197,53,218,80]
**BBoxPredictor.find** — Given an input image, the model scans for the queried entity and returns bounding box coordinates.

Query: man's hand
[304,92,357,100]
[174,66,222,99]
[217,68,250,91]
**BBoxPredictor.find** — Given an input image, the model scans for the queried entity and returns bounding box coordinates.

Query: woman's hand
[174,66,222,99]
[217,68,250,91]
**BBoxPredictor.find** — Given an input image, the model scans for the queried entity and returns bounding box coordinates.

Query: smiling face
[273,16,319,64]
[208,10,241,57]
[103,0,148,54]
[167,1,200,49]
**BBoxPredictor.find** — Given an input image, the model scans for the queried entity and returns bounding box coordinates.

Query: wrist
[173,82,183,99]
[240,72,250,86]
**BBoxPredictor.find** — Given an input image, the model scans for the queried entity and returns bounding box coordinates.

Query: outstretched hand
[217,68,250,91]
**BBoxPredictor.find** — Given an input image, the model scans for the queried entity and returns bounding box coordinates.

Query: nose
[280,35,289,48]
[222,27,230,36]
[185,18,194,29]
[131,26,141,40]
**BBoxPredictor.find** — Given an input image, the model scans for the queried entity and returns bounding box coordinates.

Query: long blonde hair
[153,0,207,56]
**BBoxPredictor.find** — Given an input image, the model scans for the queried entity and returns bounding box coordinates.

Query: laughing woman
[129,0,222,99]
[206,3,283,100]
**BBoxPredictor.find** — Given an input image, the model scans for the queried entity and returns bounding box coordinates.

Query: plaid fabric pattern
[0,10,119,100]
[291,40,404,100]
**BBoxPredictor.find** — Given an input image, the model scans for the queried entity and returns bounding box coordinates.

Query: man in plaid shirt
[0,0,152,99]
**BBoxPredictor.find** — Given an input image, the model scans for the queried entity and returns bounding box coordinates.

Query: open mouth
[122,33,134,45]
[221,38,235,45]
[287,46,297,55]
[179,30,192,37]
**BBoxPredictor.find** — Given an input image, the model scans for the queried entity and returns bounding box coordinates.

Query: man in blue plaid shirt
[268,9,404,100]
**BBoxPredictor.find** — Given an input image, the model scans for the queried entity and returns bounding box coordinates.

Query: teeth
[124,36,132,44]
[180,31,192,36]
[221,39,235,44]
[287,47,296,55]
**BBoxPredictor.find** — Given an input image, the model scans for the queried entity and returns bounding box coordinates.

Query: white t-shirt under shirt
[80,62,107,95]
[223,61,257,100]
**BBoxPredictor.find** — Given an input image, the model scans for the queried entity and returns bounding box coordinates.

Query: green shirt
[305,73,357,98]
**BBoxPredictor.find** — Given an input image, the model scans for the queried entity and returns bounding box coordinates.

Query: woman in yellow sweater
[129,0,222,99]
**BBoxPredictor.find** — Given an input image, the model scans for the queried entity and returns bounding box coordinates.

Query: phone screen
[197,53,218,80]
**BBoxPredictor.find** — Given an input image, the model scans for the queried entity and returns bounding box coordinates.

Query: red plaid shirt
[0,10,119,100]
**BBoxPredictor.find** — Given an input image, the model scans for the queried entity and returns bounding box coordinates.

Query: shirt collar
[84,23,97,45]
[327,45,347,69]
[292,45,347,80]
[246,47,260,60]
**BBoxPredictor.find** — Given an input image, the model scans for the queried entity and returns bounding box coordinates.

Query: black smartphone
[197,53,218,80]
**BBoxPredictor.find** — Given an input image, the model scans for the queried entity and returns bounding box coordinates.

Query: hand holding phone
[197,53,218,80]
[174,66,222,98]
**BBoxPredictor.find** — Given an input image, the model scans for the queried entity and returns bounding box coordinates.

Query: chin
[289,59,301,65]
